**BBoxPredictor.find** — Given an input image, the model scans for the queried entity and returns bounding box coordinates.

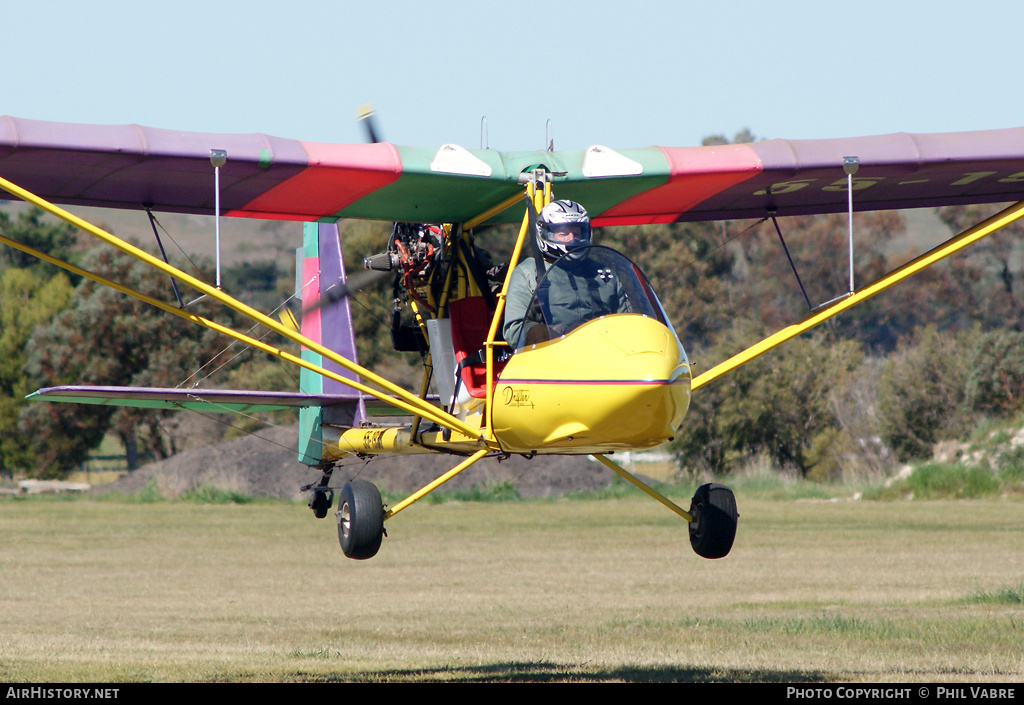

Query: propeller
[295,104,391,319]
[300,268,391,317]
[356,103,382,144]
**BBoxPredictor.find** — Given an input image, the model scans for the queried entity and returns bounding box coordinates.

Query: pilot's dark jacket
[502,252,627,347]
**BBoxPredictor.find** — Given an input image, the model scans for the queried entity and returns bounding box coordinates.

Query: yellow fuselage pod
[491,314,691,454]
[321,425,490,460]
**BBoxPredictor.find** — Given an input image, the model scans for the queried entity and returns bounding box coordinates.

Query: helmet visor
[545,222,590,244]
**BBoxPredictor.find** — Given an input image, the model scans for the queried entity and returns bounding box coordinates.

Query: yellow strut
[0,232,466,426]
[484,182,551,439]
[384,448,490,520]
[464,190,529,231]
[692,199,1024,391]
[592,454,694,523]
[0,175,490,443]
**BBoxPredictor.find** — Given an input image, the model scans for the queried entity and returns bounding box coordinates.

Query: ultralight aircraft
[3,113,1024,560]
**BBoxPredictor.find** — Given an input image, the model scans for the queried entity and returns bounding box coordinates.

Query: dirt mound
[94,423,617,501]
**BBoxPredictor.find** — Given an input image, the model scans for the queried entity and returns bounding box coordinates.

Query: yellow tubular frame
[463,191,529,231]
[0,175,491,443]
[484,179,551,440]
[0,231,471,428]
[384,449,490,519]
[380,184,543,518]
[692,199,1024,390]
[381,194,1024,526]
[592,454,693,522]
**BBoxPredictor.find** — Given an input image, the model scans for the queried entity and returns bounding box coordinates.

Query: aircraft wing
[3,116,1024,226]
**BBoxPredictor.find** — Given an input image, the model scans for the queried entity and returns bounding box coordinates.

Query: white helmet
[536,200,591,260]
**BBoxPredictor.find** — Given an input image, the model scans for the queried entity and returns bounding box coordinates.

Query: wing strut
[692,199,1024,391]
[843,156,860,293]
[770,215,814,311]
[144,209,185,308]
[0,175,494,445]
[0,229,461,426]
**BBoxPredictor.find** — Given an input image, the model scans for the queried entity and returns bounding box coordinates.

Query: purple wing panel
[316,223,362,397]
[28,386,435,417]
[0,116,402,219]
[665,129,1024,222]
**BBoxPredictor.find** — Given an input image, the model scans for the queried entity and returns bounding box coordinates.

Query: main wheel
[688,483,738,559]
[337,480,384,560]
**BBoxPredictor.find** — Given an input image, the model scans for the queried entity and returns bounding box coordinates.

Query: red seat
[448,297,506,398]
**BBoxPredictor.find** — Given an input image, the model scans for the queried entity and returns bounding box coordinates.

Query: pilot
[502,200,626,347]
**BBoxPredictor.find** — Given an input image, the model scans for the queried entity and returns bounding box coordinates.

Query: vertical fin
[297,222,364,466]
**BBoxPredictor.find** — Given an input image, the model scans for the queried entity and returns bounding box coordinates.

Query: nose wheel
[308,487,334,519]
[337,480,385,560]
[688,483,738,559]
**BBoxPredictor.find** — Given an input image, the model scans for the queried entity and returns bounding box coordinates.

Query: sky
[6,1,1024,153]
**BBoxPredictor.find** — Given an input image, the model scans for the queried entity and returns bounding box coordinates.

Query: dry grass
[0,495,1021,682]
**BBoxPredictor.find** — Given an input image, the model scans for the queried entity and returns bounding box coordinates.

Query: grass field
[0,493,1021,683]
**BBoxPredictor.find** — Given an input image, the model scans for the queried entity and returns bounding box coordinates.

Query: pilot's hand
[525,323,550,345]
[527,296,543,322]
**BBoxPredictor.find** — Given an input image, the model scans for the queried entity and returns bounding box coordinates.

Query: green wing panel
[329,145,672,224]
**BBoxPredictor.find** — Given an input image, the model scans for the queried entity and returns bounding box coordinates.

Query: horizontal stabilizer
[27,386,439,417]
[28,386,360,413]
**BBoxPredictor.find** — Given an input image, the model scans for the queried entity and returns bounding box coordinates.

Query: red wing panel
[226,141,402,220]
[595,144,764,225]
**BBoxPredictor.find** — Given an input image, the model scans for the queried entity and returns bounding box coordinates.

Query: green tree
[966,329,1024,416]
[222,259,291,313]
[0,207,78,274]
[935,204,1024,332]
[875,325,977,462]
[19,245,250,477]
[674,325,863,476]
[701,128,757,146]
[0,267,74,476]
[731,210,908,351]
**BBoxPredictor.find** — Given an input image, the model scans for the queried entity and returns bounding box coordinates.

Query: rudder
[297,222,364,466]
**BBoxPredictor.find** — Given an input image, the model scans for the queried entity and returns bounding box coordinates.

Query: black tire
[337,480,384,560]
[688,483,738,559]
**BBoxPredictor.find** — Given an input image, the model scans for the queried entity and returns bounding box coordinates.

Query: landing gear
[688,483,738,559]
[337,480,385,560]
[308,488,334,519]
